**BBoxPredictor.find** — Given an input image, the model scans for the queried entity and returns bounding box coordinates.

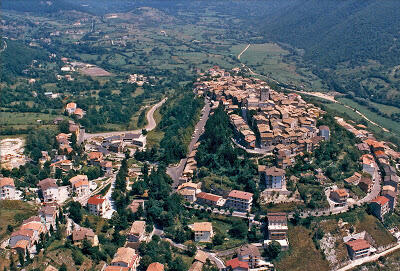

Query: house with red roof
[146,263,164,271]
[361,154,378,180]
[226,190,253,212]
[330,189,349,206]
[87,195,110,216]
[345,239,371,260]
[110,247,140,271]
[196,192,225,207]
[225,258,249,271]
[69,175,90,197]
[65,102,77,114]
[88,151,103,165]
[9,229,35,249]
[370,196,390,221]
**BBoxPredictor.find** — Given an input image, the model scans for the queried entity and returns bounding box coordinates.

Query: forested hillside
[261,0,400,68]
[258,0,400,105]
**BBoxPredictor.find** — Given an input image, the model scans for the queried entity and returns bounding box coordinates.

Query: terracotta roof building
[38,178,59,202]
[345,239,371,259]
[236,244,261,268]
[0,177,16,200]
[226,257,249,271]
[189,222,213,242]
[196,192,224,207]
[127,221,146,242]
[87,195,110,216]
[370,196,390,221]
[146,262,164,271]
[72,227,98,247]
[226,190,253,212]
[110,247,140,271]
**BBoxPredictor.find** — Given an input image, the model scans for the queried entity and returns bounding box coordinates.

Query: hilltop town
[2,65,400,271]
[2,1,400,271]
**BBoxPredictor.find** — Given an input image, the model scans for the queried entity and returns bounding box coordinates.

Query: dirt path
[237,44,250,60]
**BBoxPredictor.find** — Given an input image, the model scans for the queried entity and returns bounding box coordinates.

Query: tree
[169,256,188,271]
[138,255,152,271]
[59,120,70,134]
[17,250,24,267]
[212,232,225,246]
[187,242,197,257]
[59,263,67,271]
[9,257,17,271]
[68,202,83,223]
[229,220,248,239]
[83,217,92,229]
[25,248,31,264]
[265,241,281,260]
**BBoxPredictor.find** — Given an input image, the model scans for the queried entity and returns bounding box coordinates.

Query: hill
[258,0,400,105]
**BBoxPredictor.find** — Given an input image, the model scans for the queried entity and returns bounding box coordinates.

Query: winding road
[84,97,167,140]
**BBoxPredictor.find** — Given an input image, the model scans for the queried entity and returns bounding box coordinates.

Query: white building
[38,178,60,202]
[189,222,213,242]
[0,177,16,200]
[87,195,111,216]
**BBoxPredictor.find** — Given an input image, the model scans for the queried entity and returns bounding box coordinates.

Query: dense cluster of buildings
[8,203,59,255]
[195,67,329,169]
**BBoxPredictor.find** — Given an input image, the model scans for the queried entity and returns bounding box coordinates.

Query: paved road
[145,97,167,131]
[336,243,400,271]
[167,99,211,186]
[84,98,167,140]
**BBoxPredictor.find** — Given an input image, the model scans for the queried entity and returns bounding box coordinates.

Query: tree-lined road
[167,98,211,186]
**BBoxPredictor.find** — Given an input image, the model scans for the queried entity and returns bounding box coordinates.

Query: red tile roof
[146,262,164,271]
[346,239,370,251]
[87,195,106,205]
[11,229,34,238]
[226,258,249,269]
[196,192,222,202]
[228,190,253,201]
[0,177,15,187]
[371,196,389,206]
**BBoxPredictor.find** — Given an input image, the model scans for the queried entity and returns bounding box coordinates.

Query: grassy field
[0,112,66,126]
[232,43,327,92]
[275,225,330,271]
[337,97,400,134]
[0,200,38,240]
[355,215,396,247]
[261,202,305,213]
[189,214,247,250]
[145,106,164,148]
[369,100,400,115]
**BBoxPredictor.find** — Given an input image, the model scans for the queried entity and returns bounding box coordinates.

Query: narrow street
[167,98,211,187]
